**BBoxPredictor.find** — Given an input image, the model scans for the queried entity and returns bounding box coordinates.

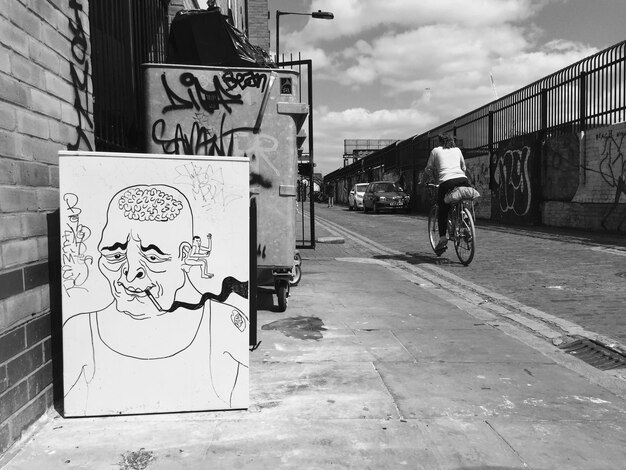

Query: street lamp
[275,10,334,64]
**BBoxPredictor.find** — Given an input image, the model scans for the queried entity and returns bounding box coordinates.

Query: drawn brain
[118,187,184,222]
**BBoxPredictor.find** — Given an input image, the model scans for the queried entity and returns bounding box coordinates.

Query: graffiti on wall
[542,134,580,201]
[67,0,93,151]
[587,128,626,230]
[466,155,490,191]
[493,146,533,216]
[465,154,491,219]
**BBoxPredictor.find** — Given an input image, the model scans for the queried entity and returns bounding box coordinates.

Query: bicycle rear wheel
[454,207,475,265]
[428,205,439,252]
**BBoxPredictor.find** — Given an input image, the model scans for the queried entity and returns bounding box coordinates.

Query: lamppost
[275,9,334,64]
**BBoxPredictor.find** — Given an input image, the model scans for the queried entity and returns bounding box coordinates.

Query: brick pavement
[307,203,626,348]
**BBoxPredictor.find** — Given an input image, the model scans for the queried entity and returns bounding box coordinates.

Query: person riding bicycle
[423,134,471,255]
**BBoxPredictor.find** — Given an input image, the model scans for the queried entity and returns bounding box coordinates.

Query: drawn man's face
[98,186,192,319]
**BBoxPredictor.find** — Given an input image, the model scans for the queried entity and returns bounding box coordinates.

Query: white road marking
[590,246,626,257]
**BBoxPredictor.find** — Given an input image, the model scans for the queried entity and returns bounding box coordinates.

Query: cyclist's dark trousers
[438,177,470,237]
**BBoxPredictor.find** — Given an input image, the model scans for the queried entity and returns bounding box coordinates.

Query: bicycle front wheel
[454,207,475,265]
[428,205,439,252]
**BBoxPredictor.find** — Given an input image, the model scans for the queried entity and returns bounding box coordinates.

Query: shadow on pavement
[373,251,456,266]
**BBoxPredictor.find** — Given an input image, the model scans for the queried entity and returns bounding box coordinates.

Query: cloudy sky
[266,0,626,176]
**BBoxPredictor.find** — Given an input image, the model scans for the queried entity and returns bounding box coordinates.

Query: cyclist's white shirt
[426,146,467,184]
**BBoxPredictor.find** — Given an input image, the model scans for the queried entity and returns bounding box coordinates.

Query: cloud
[310,24,594,125]
[313,107,436,175]
[300,0,549,40]
[275,0,601,176]
[490,39,598,95]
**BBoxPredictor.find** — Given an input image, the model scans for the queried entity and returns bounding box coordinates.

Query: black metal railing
[326,39,626,186]
[425,39,626,154]
[90,0,170,152]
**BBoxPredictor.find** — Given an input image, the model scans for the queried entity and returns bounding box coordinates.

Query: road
[305,203,626,356]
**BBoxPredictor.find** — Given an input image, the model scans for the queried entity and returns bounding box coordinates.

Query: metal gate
[279,58,315,249]
[89,0,170,153]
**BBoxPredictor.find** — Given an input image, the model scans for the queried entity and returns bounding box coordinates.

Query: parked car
[348,183,369,211]
[363,181,410,213]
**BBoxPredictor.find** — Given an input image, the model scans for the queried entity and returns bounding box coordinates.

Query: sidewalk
[2,223,626,469]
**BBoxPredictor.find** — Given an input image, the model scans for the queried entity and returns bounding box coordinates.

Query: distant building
[343,139,398,166]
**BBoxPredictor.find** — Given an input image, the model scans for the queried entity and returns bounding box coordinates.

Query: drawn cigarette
[144,287,164,312]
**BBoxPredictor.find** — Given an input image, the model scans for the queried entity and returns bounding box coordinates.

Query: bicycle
[426,184,477,266]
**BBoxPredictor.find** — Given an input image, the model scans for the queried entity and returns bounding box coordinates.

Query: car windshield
[373,182,401,192]
[356,184,369,192]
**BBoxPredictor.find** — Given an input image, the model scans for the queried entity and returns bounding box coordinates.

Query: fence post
[579,71,587,184]
[540,88,548,136]
[249,197,257,347]
[488,110,494,190]
[579,71,587,132]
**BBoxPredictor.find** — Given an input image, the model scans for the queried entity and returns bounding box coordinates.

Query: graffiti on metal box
[61,193,93,296]
[151,71,274,156]
[174,162,243,211]
[60,154,250,416]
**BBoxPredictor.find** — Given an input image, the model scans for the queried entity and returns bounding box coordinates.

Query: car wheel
[348,202,353,211]
[363,202,369,213]
[374,203,379,214]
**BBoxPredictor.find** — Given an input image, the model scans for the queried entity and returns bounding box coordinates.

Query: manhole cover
[559,339,626,370]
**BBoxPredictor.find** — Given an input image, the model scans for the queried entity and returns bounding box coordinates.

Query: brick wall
[0,0,93,455]
[0,0,272,456]
[247,0,270,51]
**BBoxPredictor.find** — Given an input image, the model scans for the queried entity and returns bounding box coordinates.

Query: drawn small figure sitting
[185,234,213,278]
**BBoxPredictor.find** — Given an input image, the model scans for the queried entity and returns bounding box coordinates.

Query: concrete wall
[326,122,626,233]
[491,134,542,225]
[465,154,491,220]
[483,122,626,231]
[0,0,94,454]
[542,122,626,232]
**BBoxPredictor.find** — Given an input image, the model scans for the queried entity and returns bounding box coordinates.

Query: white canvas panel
[59,151,249,416]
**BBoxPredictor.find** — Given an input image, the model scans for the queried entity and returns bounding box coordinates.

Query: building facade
[0,0,269,454]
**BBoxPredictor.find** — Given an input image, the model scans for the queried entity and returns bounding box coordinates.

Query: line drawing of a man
[62,184,248,416]
[184,234,213,278]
